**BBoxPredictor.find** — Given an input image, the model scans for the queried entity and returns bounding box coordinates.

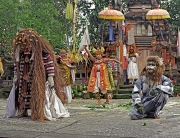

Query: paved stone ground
[0,97,180,138]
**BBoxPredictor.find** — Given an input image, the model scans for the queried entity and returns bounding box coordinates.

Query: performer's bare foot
[95,93,101,104]
[97,99,101,105]
[104,101,109,104]
[155,116,160,119]
[104,93,110,104]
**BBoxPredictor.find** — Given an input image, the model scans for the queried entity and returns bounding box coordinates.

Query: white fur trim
[30,53,34,61]
[15,45,20,62]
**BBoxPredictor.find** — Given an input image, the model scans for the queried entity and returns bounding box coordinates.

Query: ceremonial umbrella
[98,4,125,41]
[146,5,170,41]
[146,5,173,75]
[146,6,170,20]
[98,7,125,21]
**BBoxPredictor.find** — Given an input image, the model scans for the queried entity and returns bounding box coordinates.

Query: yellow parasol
[146,6,170,20]
[98,9,125,21]
[146,5,170,42]
[98,4,125,42]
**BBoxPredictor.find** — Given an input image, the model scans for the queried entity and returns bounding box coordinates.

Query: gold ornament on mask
[22,36,26,43]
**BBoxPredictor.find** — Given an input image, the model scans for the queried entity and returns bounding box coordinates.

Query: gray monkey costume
[129,56,173,119]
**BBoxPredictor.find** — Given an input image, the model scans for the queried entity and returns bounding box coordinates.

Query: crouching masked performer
[4,28,69,121]
[129,56,173,120]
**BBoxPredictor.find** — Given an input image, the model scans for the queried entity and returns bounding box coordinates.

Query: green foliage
[118,102,133,110]
[71,84,89,97]
[173,85,180,96]
[71,85,83,97]
[0,0,127,56]
[4,0,179,57]
[161,0,180,33]
[85,104,110,110]
[77,0,110,45]
[0,0,71,55]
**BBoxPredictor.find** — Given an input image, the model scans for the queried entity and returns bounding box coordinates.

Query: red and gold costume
[88,58,111,93]
[83,45,121,104]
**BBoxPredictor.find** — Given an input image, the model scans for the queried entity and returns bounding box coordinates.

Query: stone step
[114,85,133,99]
[118,89,132,94]
[119,84,134,89]
[113,94,132,99]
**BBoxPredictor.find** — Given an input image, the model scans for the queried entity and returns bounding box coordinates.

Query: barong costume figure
[57,48,76,104]
[84,45,121,104]
[4,28,69,121]
[129,56,173,120]
[127,45,140,84]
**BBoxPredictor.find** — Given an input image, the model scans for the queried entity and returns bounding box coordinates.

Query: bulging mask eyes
[147,63,156,66]
[147,61,157,70]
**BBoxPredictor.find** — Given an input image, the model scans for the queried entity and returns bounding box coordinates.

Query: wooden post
[72,0,78,54]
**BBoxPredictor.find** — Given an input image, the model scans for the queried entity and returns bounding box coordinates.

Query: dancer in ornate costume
[4,28,69,121]
[83,45,121,104]
[129,56,173,120]
[57,48,76,104]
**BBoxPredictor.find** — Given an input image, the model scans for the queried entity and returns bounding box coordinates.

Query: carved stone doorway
[136,47,153,75]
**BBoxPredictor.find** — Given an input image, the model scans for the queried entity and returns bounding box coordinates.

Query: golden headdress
[13,28,39,62]
[59,48,68,55]
[92,46,105,54]
[13,28,38,48]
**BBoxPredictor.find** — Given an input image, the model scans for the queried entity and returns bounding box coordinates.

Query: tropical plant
[161,0,180,33]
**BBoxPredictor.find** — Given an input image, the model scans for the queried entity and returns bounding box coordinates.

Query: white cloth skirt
[61,85,72,104]
[44,82,70,121]
[127,61,139,80]
[4,80,70,121]
[93,72,107,94]
[4,81,16,118]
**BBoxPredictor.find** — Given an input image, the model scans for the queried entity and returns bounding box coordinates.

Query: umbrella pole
[101,25,104,45]
[72,0,78,53]
[109,20,114,42]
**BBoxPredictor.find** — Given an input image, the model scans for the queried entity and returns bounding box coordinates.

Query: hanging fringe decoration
[0,57,4,77]
[162,48,167,63]
[65,0,73,20]
[109,21,114,41]
[72,0,77,53]
[157,21,164,41]
[176,27,180,56]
